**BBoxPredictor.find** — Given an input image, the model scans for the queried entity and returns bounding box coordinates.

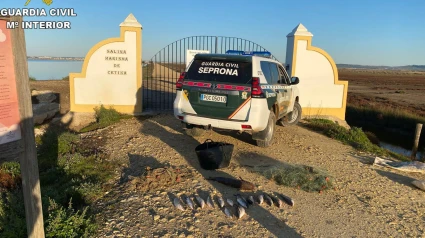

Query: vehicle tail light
[251,77,264,98]
[176,72,186,90]
[178,116,184,120]
[241,125,252,129]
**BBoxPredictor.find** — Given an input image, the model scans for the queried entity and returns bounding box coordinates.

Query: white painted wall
[285,37,295,77]
[295,40,344,108]
[74,31,137,105]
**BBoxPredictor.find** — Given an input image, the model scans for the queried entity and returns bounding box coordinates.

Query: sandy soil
[88,115,425,238]
[29,68,425,237]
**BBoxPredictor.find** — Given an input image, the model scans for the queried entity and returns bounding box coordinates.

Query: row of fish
[172,193,294,219]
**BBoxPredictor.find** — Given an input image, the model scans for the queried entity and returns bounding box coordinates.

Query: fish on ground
[224,207,232,218]
[276,193,295,207]
[257,194,264,205]
[237,205,246,219]
[206,195,214,208]
[195,195,206,209]
[173,197,185,211]
[185,196,194,210]
[264,194,273,206]
[227,198,234,207]
[217,196,225,208]
[270,195,284,208]
[247,195,255,205]
[235,194,248,209]
[207,177,256,191]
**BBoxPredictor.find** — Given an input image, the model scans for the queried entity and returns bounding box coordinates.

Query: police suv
[173,50,301,147]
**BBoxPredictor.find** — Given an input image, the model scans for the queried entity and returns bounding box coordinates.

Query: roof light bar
[225,50,272,58]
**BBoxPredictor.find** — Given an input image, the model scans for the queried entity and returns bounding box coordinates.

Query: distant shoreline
[26,58,425,71]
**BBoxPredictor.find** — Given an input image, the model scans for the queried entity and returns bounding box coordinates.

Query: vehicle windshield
[185,59,252,84]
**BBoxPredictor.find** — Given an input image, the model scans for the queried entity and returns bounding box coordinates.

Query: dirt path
[143,63,179,93]
[152,63,180,80]
[90,114,425,238]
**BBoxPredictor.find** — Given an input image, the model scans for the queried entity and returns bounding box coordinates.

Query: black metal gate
[142,36,277,111]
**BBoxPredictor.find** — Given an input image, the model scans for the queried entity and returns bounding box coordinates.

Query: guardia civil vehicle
[173,50,301,147]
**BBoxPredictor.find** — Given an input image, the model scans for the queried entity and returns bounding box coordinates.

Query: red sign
[0,19,21,144]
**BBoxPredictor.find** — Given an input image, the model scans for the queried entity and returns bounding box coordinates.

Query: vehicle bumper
[174,94,269,132]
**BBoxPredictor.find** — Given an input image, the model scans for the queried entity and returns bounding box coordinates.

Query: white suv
[173,50,301,147]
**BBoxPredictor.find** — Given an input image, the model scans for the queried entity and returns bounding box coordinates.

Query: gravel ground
[84,114,425,238]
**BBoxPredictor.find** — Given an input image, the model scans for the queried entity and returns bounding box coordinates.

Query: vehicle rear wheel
[278,101,302,127]
[255,111,276,147]
[184,124,205,137]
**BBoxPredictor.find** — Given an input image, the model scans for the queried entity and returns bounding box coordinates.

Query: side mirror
[291,77,299,85]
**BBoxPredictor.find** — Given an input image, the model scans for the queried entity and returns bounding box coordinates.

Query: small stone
[153,215,160,221]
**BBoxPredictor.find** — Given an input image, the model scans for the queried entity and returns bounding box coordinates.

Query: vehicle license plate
[201,94,227,103]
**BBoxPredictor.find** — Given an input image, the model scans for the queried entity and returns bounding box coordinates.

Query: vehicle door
[269,62,289,116]
[277,64,293,113]
[259,61,276,109]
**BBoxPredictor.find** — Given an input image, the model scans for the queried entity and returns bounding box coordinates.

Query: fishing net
[261,164,334,192]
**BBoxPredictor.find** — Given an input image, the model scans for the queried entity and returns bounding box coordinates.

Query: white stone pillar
[285,24,348,121]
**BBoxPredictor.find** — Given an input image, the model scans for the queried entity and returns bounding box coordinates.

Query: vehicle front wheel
[254,111,276,147]
[278,101,302,126]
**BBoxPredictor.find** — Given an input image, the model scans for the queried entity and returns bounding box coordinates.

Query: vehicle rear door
[183,57,253,120]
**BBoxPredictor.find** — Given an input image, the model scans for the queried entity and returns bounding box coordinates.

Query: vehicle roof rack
[225,50,272,58]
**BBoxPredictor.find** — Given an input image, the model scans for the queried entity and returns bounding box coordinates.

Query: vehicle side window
[260,61,272,84]
[278,66,291,85]
[269,63,279,84]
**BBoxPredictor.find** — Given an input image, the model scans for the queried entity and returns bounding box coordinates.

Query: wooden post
[411,123,423,160]
[8,16,45,237]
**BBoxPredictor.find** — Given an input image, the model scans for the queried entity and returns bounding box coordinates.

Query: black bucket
[195,139,234,170]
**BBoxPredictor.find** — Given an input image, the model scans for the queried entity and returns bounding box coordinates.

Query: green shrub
[45,198,96,238]
[0,162,21,178]
[62,76,69,81]
[29,76,36,81]
[80,105,132,132]
[0,189,27,238]
[57,132,79,155]
[37,128,80,170]
[305,118,410,161]
[95,105,121,125]
[0,125,118,237]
